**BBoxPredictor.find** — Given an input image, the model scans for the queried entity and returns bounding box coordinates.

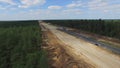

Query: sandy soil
[40,22,120,68]
[41,25,93,68]
[71,28,120,48]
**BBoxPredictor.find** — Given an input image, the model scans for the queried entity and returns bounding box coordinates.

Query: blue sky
[0,0,120,20]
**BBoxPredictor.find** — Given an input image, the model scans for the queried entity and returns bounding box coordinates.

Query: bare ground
[40,22,120,68]
[71,28,120,48]
[42,29,93,68]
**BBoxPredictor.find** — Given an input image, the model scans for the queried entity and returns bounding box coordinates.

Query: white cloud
[66,0,82,8]
[0,0,46,9]
[19,0,46,8]
[0,0,16,5]
[48,5,62,9]
[66,3,82,8]
[88,0,120,12]
[63,9,81,14]
[88,0,108,10]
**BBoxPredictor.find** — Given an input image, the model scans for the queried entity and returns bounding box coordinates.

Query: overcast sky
[0,0,120,20]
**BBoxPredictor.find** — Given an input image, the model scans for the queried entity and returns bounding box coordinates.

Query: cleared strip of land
[41,22,120,68]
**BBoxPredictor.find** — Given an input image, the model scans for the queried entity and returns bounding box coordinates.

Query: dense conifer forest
[44,20,120,39]
[0,21,48,68]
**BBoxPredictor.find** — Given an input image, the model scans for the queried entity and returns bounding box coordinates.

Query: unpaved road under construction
[40,22,120,68]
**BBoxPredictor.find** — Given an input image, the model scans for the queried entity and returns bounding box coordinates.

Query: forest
[0,21,48,68]
[44,20,120,40]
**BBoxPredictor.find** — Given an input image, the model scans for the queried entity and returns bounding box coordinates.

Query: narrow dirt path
[40,22,120,68]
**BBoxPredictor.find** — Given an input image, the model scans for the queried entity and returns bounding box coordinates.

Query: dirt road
[41,22,120,68]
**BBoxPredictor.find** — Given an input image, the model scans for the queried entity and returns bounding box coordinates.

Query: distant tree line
[0,20,38,28]
[44,20,120,39]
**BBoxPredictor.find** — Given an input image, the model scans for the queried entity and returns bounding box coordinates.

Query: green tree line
[44,20,120,39]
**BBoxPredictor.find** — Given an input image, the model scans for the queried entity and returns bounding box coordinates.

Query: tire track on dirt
[41,22,120,68]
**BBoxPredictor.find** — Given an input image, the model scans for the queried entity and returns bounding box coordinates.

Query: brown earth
[42,30,93,68]
[40,22,120,68]
[70,28,120,48]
